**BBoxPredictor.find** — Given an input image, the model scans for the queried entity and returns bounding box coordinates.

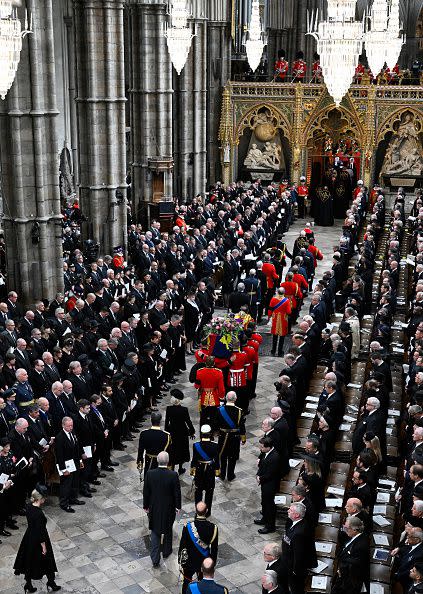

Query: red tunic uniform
[242,345,256,382]
[298,184,308,199]
[251,332,263,346]
[292,273,308,294]
[195,367,225,407]
[280,280,301,309]
[385,64,399,83]
[268,296,292,337]
[262,262,279,289]
[274,59,289,81]
[292,59,307,81]
[308,245,323,268]
[227,351,248,388]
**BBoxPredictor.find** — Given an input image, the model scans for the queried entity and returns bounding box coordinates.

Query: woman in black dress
[14,485,60,592]
[164,389,195,474]
[184,291,201,353]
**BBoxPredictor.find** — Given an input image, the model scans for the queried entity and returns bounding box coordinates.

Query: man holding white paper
[55,417,84,513]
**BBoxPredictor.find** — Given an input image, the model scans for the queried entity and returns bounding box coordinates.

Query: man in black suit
[72,399,96,497]
[68,360,92,401]
[55,416,84,513]
[308,293,327,330]
[282,502,317,594]
[255,436,280,534]
[393,527,423,592]
[143,450,181,568]
[261,570,283,594]
[178,501,219,594]
[290,484,318,527]
[352,396,386,455]
[149,301,168,331]
[331,517,370,594]
[409,562,423,594]
[29,359,50,399]
[46,381,67,435]
[346,469,375,510]
[228,283,250,314]
[1,319,18,350]
[262,543,285,594]
[8,418,36,511]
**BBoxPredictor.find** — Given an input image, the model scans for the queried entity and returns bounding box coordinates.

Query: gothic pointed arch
[234,103,292,145]
[376,107,423,144]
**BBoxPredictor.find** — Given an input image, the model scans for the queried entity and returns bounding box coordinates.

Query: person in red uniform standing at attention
[245,327,260,398]
[297,176,308,218]
[262,253,279,312]
[240,335,256,409]
[385,63,400,84]
[274,49,289,82]
[292,51,306,82]
[353,180,364,200]
[227,340,249,414]
[311,52,322,83]
[194,356,225,431]
[268,287,292,357]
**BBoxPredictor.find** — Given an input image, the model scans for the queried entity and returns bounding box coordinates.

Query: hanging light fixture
[384,0,404,70]
[307,0,364,105]
[364,0,389,77]
[0,1,32,100]
[245,0,265,73]
[164,0,194,75]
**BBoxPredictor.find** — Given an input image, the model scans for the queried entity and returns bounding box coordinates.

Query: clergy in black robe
[314,186,334,226]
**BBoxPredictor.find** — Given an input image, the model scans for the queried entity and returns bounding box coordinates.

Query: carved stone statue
[244,142,281,170]
[382,112,423,176]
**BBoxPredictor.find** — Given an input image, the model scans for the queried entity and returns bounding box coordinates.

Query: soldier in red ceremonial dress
[268,288,292,357]
[292,51,306,82]
[195,356,225,430]
[274,49,289,82]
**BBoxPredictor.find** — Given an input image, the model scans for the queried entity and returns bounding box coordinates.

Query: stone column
[128,0,173,211]
[207,0,232,185]
[173,14,207,198]
[0,0,64,303]
[73,0,127,253]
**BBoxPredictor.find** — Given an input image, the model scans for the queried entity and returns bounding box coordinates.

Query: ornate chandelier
[0,1,32,100]
[384,0,404,70]
[364,0,389,77]
[245,0,265,73]
[164,0,194,75]
[307,0,364,105]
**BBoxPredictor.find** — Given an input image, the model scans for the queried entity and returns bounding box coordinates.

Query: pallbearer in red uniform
[274,49,289,82]
[268,287,292,357]
[240,335,256,409]
[297,176,308,218]
[245,327,260,398]
[194,356,225,430]
[292,51,306,82]
[227,340,249,414]
[311,52,322,83]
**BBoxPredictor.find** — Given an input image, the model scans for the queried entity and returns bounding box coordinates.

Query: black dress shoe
[228,475,236,482]
[0,529,11,536]
[98,473,107,478]
[5,521,18,530]
[162,384,170,391]
[168,379,176,384]
[80,492,92,498]
[60,506,75,513]
[90,480,101,486]
[108,461,119,467]
[254,518,265,526]
[102,466,114,472]
[69,499,85,506]
[258,526,276,534]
